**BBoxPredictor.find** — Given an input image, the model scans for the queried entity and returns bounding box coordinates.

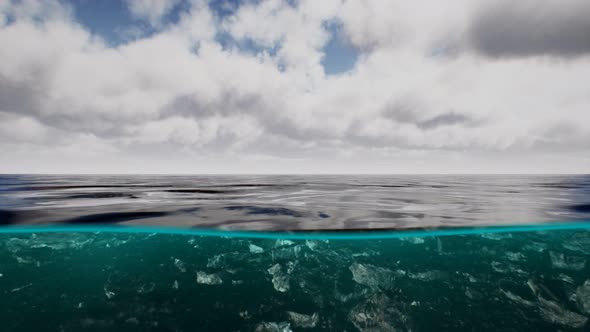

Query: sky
[0,0,589,174]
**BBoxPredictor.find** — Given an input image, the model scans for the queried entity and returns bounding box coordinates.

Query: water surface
[1,175,589,230]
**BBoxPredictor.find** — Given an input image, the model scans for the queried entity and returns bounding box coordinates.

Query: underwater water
[1,175,590,331]
[2,229,590,331]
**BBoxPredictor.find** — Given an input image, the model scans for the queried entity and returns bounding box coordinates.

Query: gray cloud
[163,89,341,144]
[531,122,590,152]
[417,112,472,130]
[469,0,590,58]
[381,97,421,124]
[0,77,42,115]
[382,98,477,130]
[163,89,266,119]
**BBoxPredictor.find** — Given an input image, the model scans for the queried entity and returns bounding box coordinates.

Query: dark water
[2,230,590,331]
[1,174,589,230]
[1,175,590,331]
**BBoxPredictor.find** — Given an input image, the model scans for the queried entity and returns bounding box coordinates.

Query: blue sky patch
[321,21,359,75]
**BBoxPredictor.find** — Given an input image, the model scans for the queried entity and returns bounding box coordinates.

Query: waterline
[0,220,589,240]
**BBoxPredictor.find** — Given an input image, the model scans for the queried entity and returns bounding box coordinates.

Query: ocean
[1,174,589,229]
[1,175,590,331]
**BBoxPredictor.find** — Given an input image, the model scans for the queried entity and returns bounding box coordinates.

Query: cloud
[0,0,589,173]
[1,0,72,23]
[417,112,474,130]
[469,0,590,58]
[126,0,182,26]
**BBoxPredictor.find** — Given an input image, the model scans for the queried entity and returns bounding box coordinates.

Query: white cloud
[126,0,181,26]
[0,0,589,173]
[1,0,72,23]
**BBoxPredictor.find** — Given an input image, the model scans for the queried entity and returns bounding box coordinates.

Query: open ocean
[1,175,590,331]
[1,174,589,229]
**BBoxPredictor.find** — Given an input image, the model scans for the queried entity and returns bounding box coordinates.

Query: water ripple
[0,174,589,230]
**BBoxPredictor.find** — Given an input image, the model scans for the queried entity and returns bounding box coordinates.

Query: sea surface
[1,174,589,229]
[1,175,590,331]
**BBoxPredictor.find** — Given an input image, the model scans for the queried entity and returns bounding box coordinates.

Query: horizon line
[1,172,589,176]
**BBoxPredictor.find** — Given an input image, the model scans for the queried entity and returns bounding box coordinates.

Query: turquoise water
[2,226,590,331]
